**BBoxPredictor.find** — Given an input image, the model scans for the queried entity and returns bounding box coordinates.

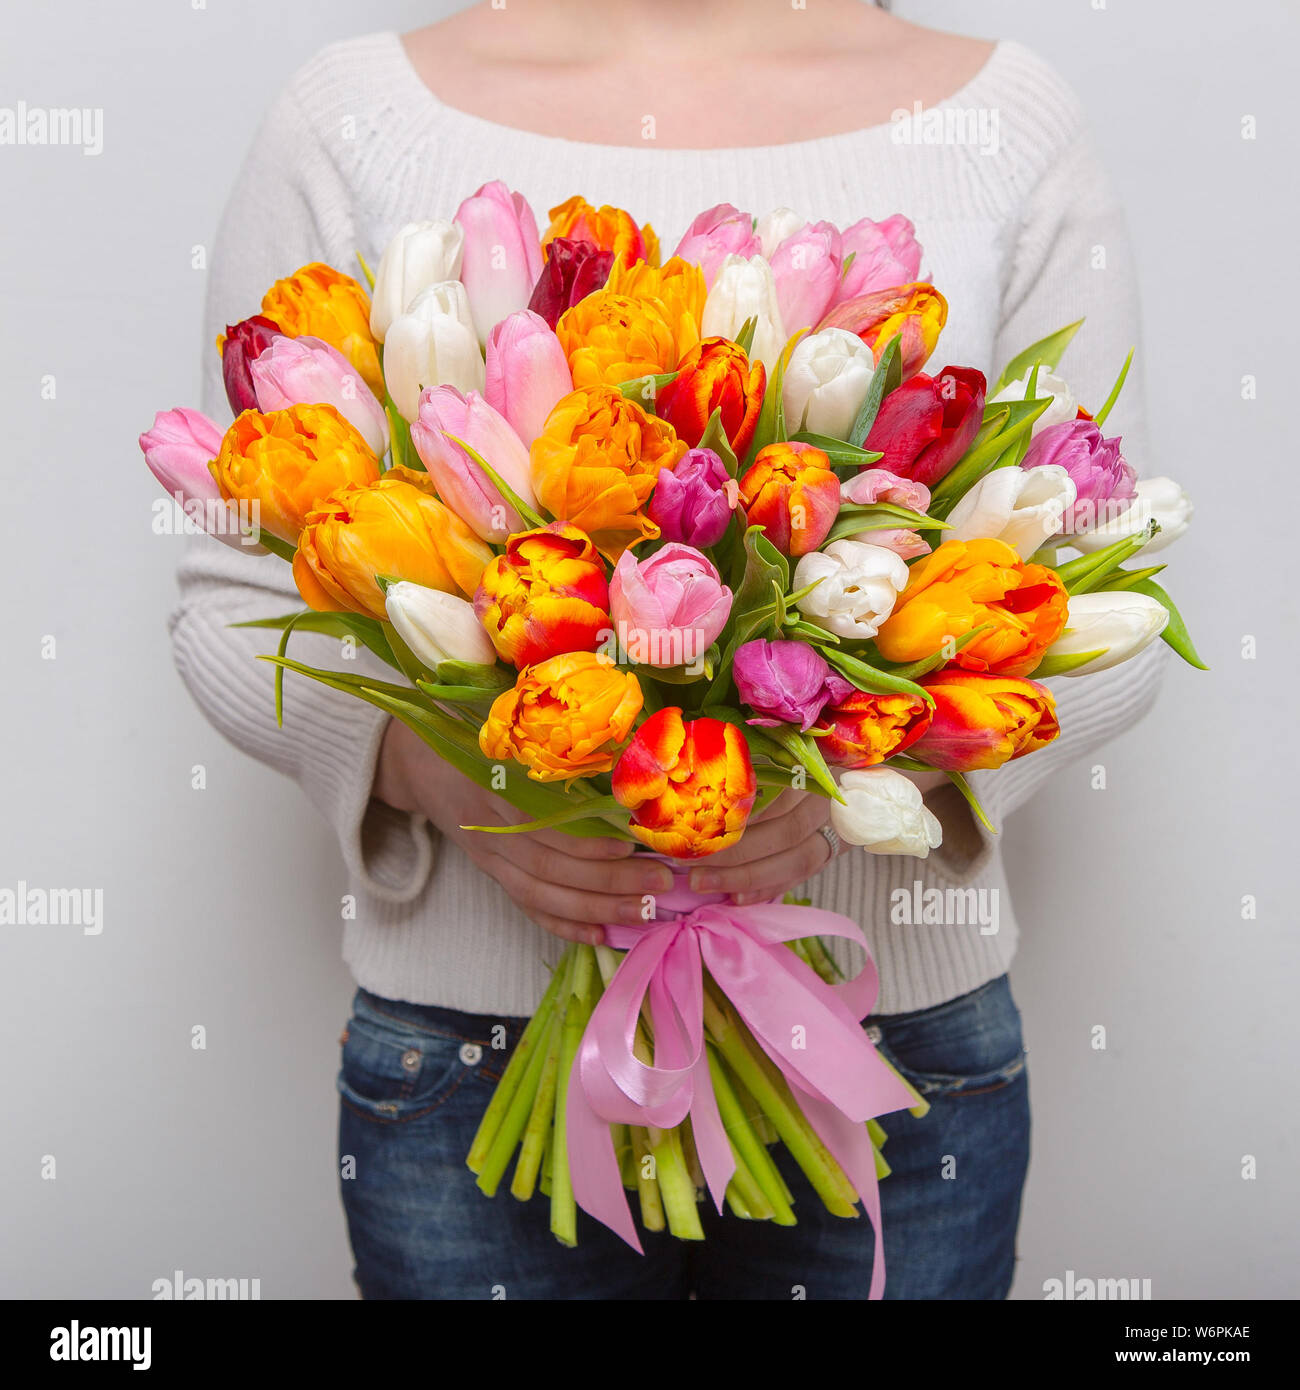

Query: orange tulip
[293,466,492,620]
[542,196,659,268]
[209,405,381,543]
[874,538,1069,677]
[818,282,947,380]
[530,385,685,559]
[605,253,705,361]
[556,290,683,389]
[261,262,384,398]
[480,651,643,782]
[611,708,757,858]
[816,690,933,769]
[910,671,1059,771]
[656,336,765,458]
[738,440,840,557]
[475,523,611,669]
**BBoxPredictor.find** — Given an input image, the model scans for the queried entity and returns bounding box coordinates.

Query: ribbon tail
[798,1092,888,1300]
[688,1048,734,1215]
[565,1049,643,1254]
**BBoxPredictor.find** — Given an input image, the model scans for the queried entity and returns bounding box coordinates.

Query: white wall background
[1,0,1294,1299]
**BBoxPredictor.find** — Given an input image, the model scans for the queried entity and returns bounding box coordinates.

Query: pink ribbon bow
[565,900,917,1298]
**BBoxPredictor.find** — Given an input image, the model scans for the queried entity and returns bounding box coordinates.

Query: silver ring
[818,823,841,863]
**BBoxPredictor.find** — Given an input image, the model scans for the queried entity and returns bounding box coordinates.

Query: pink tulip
[769,221,843,336]
[249,335,389,456]
[610,544,733,669]
[673,203,762,289]
[484,310,573,446]
[836,214,924,302]
[454,181,544,345]
[410,386,538,544]
[839,468,932,559]
[138,408,260,551]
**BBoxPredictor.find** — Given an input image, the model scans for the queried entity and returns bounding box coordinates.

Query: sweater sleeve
[926,81,1166,878]
[168,83,435,904]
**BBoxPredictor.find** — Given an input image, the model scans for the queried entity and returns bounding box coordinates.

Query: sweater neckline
[379,28,1011,159]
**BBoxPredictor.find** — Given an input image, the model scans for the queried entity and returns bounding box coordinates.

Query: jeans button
[400,1048,421,1072]
[863,1024,883,1044]
[459,1042,483,1066]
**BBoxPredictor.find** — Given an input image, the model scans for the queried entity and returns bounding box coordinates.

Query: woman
[173,0,1164,1298]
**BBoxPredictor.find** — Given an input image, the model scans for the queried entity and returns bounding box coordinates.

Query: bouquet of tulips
[141,186,1202,1292]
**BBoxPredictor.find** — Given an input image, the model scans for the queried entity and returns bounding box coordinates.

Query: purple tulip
[528,237,613,329]
[733,639,854,731]
[1021,419,1137,538]
[647,448,737,548]
[220,314,283,415]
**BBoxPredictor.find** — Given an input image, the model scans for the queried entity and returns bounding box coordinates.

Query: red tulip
[862,366,986,487]
[220,314,283,415]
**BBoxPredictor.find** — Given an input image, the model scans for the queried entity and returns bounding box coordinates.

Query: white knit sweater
[171,30,1165,1017]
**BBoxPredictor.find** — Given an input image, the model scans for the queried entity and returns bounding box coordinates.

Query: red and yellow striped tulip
[738,440,840,557]
[817,281,947,381]
[815,690,933,769]
[910,671,1059,770]
[474,523,611,669]
[611,708,757,858]
[657,336,765,458]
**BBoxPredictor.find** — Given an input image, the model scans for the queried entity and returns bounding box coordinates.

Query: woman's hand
[373,719,674,945]
[687,788,840,905]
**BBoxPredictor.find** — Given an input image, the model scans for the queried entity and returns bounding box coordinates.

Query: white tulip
[793,540,910,640]
[384,582,497,669]
[946,464,1077,558]
[991,367,1078,437]
[831,768,944,859]
[1065,477,1193,554]
[781,328,876,438]
[701,254,787,372]
[756,207,804,259]
[370,221,465,342]
[382,282,485,422]
[1044,591,1169,675]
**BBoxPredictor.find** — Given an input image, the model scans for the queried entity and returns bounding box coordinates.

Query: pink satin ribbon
[565,899,917,1298]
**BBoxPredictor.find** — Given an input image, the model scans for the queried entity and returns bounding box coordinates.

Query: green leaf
[355,249,376,290]
[1031,647,1109,678]
[254,532,297,562]
[434,659,513,690]
[1122,577,1209,670]
[443,433,545,529]
[873,623,994,680]
[1092,347,1134,429]
[734,317,758,358]
[1094,564,1167,592]
[928,398,1052,517]
[618,372,678,410]
[415,680,503,705]
[232,608,400,670]
[1053,521,1159,594]
[944,770,997,835]
[744,339,790,465]
[751,725,844,801]
[462,795,627,836]
[697,407,739,478]
[790,431,884,469]
[993,318,1085,394]
[823,501,949,545]
[847,334,901,448]
[823,648,934,706]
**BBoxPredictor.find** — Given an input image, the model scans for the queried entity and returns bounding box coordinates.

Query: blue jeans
[337,974,1029,1299]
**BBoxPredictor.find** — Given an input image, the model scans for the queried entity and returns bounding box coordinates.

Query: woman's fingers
[694,831,835,903]
[488,855,655,930]
[528,910,606,947]
[501,834,672,896]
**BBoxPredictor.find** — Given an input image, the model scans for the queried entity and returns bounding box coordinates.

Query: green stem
[550,945,598,1246]
[631,1127,666,1233]
[702,982,859,1217]
[708,1046,796,1225]
[510,1007,564,1201]
[466,953,570,1174]
[648,1124,705,1240]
